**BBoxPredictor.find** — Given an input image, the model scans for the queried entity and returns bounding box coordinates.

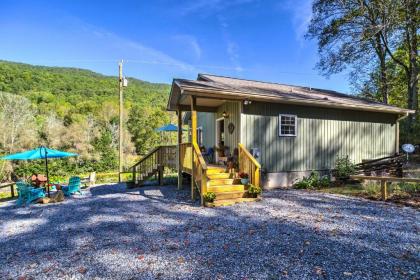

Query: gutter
[178,86,415,115]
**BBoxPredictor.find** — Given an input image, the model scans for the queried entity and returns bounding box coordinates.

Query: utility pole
[118,60,123,183]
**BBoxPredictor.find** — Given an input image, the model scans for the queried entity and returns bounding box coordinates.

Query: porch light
[244,99,252,105]
[222,111,229,119]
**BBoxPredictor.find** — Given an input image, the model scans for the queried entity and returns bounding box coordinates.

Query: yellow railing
[238,143,261,188]
[192,142,208,205]
[179,143,192,173]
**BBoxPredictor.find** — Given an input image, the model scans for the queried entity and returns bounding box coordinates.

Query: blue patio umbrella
[155,124,186,144]
[155,124,180,132]
[1,146,78,196]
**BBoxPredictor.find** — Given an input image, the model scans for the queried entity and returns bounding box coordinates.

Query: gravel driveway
[0,184,419,280]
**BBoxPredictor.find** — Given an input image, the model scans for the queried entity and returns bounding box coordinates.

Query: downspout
[395,112,410,154]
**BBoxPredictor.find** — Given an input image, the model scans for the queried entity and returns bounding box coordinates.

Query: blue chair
[62,176,82,196]
[203,147,214,163]
[16,181,45,206]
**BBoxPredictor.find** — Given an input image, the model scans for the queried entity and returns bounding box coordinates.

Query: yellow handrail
[238,143,261,188]
[192,142,208,170]
[192,141,208,205]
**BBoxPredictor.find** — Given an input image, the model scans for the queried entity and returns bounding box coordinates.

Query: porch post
[191,96,197,200]
[177,109,183,190]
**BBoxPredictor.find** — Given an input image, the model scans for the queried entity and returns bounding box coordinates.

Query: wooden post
[191,96,197,200]
[201,170,207,206]
[381,180,388,200]
[10,184,15,198]
[254,167,260,188]
[177,110,183,190]
[158,166,164,186]
[395,120,400,154]
[118,60,124,183]
[132,166,136,185]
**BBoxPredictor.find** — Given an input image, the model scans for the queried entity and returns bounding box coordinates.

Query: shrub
[238,172,249,179]
[248,184,262,196]
[319,175,331,188]
[203,192,216,203]
[335,156,356,178]
[294,172,331,189]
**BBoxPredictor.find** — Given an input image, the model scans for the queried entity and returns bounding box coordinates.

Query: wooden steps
[204,167,261,207]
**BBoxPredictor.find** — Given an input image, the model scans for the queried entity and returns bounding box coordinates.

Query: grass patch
[318,181,419,208]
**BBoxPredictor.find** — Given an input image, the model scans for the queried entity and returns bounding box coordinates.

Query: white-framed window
[279,114,297,136]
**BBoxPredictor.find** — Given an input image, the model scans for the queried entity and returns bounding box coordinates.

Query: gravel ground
[0,184,419,280]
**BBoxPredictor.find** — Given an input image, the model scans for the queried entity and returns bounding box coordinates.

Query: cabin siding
[216,101,241,153]
[197,112,215,148]
[241,102,397,172]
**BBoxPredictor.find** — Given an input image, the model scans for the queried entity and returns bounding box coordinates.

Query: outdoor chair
[62,176,82,196]
[203,147,214,163]
[16,181,45,206]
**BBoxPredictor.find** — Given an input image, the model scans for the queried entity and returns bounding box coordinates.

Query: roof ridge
[197,73,390,106]
[199,73,345,94]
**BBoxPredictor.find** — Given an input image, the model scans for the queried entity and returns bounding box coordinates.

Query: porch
[131,91,262,206]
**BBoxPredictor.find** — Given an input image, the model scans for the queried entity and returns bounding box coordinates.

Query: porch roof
[167,74,415,115]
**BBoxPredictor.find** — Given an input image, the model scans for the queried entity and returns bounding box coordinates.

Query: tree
[0,92,36,153]
[377,0,419,123]
[306,0,392,103]
[127,105,169,155]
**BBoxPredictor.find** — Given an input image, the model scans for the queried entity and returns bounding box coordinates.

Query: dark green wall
[241,102,397,172]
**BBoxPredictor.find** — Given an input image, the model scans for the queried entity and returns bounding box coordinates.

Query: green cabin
[167,74,414,191]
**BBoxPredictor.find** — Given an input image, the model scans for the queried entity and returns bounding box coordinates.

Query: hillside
[0,60,170,111]
[0,61,173,181]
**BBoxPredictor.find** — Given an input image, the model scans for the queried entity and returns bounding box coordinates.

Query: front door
[215,118,224,162]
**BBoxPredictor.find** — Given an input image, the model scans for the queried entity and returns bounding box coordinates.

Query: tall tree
[378,0,418,118]
[307,0,392,103]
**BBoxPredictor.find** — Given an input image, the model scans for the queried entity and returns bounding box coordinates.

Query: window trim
[279,114,297,137]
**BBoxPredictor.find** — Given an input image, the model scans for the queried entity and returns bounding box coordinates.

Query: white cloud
[282,0,313,45]
[218,16,243,72]
[172,34,202,60]
[179,0,257,16]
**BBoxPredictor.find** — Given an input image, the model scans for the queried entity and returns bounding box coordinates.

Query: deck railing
[192,142,208,205]
[131,145,176,185]
[179,143,192,173]
[238,143,261,188]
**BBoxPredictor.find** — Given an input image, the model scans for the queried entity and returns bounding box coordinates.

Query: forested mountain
[0,60,172,181]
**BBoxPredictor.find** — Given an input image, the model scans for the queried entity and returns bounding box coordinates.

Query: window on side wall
[279,114,297,137]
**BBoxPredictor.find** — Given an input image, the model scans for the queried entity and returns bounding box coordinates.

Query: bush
[294,171,331,189]
[247,184,262,196]
[335,156,356,178]
[203,192,216,203]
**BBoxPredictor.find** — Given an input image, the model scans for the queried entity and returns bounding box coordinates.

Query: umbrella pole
[45,153,50,197]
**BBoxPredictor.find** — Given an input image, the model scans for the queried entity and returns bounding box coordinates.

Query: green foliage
[335,156,356,178]
[0,60,172,181]
[294,171,331,189]
[203,192,216,203]
[247,184,262,196]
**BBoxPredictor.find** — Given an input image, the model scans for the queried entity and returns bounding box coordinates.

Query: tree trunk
[379,51,388,104]
[405,0,418,135]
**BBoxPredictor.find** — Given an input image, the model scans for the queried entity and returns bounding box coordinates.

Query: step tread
[205,197,261,207]
[207,184,245,192]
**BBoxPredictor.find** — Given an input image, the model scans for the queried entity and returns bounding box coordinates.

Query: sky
[0,0,352,93]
